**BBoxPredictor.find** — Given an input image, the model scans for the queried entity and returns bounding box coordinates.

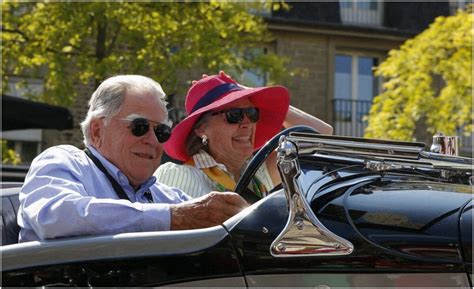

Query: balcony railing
[333,98,473,157]
[333,98,372,137]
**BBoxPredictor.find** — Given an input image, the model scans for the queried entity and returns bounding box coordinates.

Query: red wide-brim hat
[164,72,290,162]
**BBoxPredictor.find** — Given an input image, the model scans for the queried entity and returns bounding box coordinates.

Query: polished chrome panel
[270,136,353,257]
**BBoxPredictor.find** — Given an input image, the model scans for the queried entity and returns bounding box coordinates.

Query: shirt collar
[87,145,156,192]
[192,150,229,172]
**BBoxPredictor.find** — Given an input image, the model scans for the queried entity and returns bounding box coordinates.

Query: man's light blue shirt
[18,145,191,242]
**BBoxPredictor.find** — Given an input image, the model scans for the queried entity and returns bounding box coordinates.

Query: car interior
[1,185,22,246]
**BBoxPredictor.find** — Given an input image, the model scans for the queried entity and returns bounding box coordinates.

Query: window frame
[332,50,383,137]
[339,0,384,27]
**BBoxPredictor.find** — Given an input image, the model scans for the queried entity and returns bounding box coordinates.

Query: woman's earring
[201,135,208,146]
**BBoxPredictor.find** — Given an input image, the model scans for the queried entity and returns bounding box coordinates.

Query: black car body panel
[2,131,472,287]
[460,200,473,279]
[344,179,470,262]
[230,186,469,273]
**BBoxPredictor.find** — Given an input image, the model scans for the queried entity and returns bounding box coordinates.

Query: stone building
[3,1,471,164]
[266,1,458,139]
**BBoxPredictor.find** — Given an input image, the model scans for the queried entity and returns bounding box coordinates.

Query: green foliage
[365,7,473,141]
[1,140,21,165]
[2,1,289,106]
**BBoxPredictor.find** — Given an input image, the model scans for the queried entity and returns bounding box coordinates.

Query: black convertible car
[1,130,472,287]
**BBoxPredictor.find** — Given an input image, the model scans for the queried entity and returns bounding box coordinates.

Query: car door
[2,224,246,287]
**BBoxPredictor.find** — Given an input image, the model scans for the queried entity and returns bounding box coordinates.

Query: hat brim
[164,86,290,162]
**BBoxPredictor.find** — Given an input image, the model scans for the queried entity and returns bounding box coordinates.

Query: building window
[227,47,267,87]
[241,68,266,87]
[340,0,384,26]
[333,53,379,137]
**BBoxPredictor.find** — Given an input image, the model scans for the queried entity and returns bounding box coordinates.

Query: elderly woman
[155,71,332,202]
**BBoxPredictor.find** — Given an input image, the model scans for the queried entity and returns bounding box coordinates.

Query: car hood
[317,178,472,262]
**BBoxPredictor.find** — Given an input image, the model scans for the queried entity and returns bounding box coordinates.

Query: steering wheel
[235,125,320,197]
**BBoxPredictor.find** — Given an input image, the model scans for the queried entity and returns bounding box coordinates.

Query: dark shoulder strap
[84,148,132,202]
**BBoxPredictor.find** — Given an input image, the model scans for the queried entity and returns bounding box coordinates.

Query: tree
[2,1,289,106]
[364,7,472,141]
[1,140,21,165]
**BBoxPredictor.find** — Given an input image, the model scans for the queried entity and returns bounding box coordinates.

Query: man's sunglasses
[211,107,260,124]
[121,118,172,143]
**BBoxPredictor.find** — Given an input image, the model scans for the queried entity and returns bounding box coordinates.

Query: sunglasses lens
[225,109,244,124]
[129,118,170,143]
[246,108,260,122]
[130,119,149,137]
[154,124,172,143]
[221,108,260,124]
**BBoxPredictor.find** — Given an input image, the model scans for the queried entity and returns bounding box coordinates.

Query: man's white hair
[80,75,168,146]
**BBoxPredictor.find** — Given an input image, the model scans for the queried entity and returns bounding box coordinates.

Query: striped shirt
[154,150,274,198]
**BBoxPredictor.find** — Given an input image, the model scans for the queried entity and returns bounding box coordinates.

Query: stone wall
[272,30,330,123]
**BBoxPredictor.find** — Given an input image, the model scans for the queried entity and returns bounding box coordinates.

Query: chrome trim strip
[290,133,425,159]
[246,273,471,288]
[1,225,228,271]
[291,133,472,180]
[167,276,246,287]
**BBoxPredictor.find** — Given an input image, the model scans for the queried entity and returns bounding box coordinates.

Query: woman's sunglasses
[121,118,172,143]
[211,107,260,124]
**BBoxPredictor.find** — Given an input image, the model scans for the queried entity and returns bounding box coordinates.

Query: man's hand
[170,192,248,230]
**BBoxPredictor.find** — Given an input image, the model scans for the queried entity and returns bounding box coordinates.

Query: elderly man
[18,75,247,242]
